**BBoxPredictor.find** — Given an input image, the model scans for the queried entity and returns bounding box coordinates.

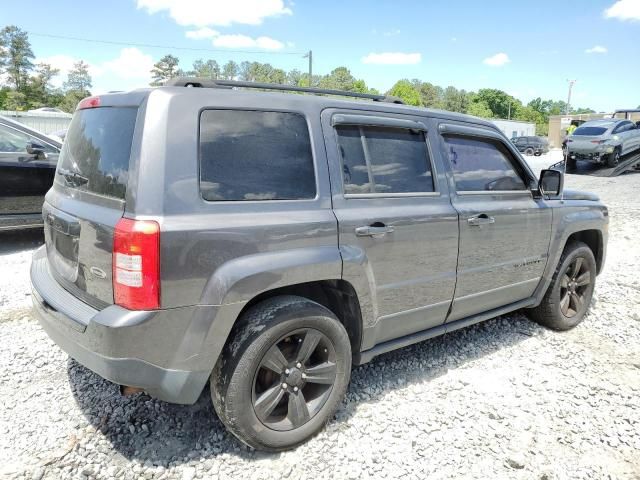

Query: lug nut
[285,369,290,375]
[293,386,299,392]
[296,362,302,368]
[281,383,288,389]
[302,373,307,379]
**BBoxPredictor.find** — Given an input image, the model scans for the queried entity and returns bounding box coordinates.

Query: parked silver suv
[31,79,608,451]
[567,118,640,168]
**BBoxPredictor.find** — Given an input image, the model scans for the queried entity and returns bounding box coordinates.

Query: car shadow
[67,310,541,465]
[0,229,44,255]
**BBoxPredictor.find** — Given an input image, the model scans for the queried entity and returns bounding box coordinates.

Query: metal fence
[0,110,72,135]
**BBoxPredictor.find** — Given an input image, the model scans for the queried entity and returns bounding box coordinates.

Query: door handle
[467,214,495,226]
[355,224,395,237]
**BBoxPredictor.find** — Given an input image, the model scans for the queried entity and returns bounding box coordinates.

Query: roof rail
[163,77,404,104]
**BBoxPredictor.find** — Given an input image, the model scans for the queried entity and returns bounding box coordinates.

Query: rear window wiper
[57,167,89,186]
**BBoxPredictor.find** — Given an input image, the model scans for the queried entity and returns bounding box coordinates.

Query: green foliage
[190,59,220,79]
[467,100,493,118]
[63,61,92,95]
[387,80,421,106]
[221,60,238,80]
[4,90,27,110]
[150,54,180,86]
[0,25,34,91]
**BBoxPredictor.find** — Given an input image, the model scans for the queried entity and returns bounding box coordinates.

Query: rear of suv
[32,81,608,451]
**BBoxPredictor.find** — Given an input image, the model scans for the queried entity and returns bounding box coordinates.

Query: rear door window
[57,107,137,200]
[335,125,434,195]
[444,135,527,192]
[199,110,316,201]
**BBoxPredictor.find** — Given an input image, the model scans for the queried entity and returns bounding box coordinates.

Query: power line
[27,32,306,56]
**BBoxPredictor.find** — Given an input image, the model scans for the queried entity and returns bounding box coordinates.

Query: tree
[467,100,493,118]
[4,90,27,110]
[190,59,220,79]
[221,60,238,80]
[150,54,180,86]
[26,62,60,107]
[419,82,444,109]
[387,80,421,106]
[319,67,356,91]
[443,86,469,113]
[63,61,92,95]
[0,26,35,91]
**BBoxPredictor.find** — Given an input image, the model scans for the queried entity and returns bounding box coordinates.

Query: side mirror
[539,169,563,197]
[26,141,47,159]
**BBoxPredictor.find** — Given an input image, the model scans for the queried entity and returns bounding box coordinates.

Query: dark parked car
[0,116,61,231]
[512,136,549,156]
[32,80,607,451]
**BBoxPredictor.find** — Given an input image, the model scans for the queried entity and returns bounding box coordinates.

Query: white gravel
[1,154,639,479]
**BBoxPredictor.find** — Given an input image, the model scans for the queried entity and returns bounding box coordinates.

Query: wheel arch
[566,229,604,274]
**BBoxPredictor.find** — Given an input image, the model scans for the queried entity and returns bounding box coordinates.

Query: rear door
[43,104,138,308]
[322,109,459,349]
[438,123,552,322]
[0,121,59,217]
[613,121,634,155]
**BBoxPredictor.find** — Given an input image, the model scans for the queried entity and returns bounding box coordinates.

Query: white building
[491,119,536,139]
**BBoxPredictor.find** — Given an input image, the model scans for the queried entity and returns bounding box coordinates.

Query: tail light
[113,218,160,310]
[77,96,101,110]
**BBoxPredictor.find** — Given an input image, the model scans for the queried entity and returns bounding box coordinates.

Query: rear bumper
[568,146,614,163]
[30,246,244,404]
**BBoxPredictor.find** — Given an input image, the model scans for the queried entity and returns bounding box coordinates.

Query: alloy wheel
[252,328,337,431]
[559,256,591,318]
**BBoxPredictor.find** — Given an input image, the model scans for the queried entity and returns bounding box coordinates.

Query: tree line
[1,24,602,134]
[0,26,92,113]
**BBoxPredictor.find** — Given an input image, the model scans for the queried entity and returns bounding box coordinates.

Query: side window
[614,122,631,134]
[0,124,57,154]
[199,110,316,201]
[444,135,527,192]
[335,125,434,195]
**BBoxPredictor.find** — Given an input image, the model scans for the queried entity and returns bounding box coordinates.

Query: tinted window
[613,121,632,133]
[335,125,434,195]
[199,110,315,201]
[573,126,609,136]
[57,107,137,200]
[444,136,527,192]
[0,124,57,153]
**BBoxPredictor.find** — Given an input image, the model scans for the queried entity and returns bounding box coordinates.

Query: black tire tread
[528,241,595,331]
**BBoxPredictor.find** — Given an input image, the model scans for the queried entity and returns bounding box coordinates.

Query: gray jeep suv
[31,79,608,451]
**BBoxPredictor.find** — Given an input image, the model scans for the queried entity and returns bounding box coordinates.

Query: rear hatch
[568,126,609,153]
[44,100,139,309]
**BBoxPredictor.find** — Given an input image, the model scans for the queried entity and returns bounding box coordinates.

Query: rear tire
[566,157,577,172]
[210,295,352,451]
[525,147,534,156]
[527,241,596,331]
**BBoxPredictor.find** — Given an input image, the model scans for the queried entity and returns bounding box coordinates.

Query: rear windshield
[56,107,137,200]
[572,126,609,136]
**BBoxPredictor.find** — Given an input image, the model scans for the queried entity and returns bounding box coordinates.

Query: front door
[438,124,552,322]
[0,122,59,217]
[322,109,459,350]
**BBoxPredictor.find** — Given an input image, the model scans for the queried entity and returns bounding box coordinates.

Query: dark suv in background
[512,135,549,156]
[31,79,607,451]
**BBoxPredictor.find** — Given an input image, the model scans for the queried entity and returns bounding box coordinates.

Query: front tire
[211,295,352,451]
[527,241,596,331]
[525,147,534,156]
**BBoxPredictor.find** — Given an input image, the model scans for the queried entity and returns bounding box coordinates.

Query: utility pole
[566,79,577,115]
[303,50,313,87]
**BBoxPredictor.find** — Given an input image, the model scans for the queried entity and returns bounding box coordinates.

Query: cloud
[136,0,292,27]
[361,52,422,65]
[585,45,608,54]
[37,48,153,92]
[604,0,640,21]
[483,52,510,66]
[383,29,401,37]
[101,48,154,80]
[185,27,219,39]
[212,34,284,50]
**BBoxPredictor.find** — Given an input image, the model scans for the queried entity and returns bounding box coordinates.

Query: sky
[2,0,639,112]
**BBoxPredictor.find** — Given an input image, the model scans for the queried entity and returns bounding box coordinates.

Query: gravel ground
[1,152,639,480]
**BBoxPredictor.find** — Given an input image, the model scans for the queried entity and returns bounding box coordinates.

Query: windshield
[572,126,609,136]
[56,107,137,200]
